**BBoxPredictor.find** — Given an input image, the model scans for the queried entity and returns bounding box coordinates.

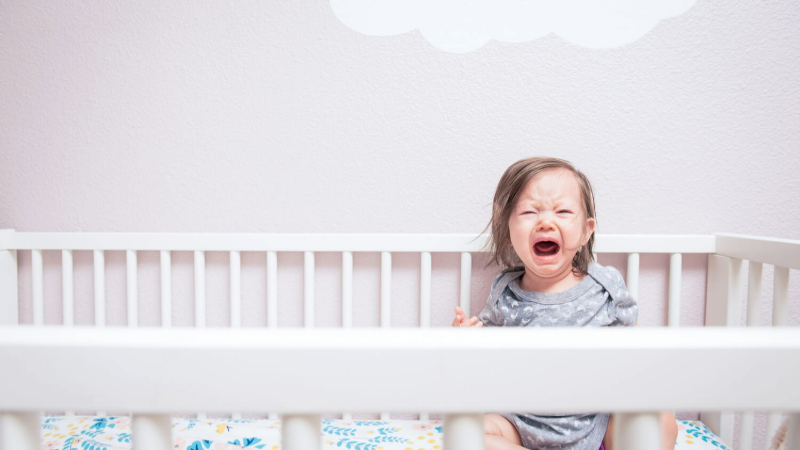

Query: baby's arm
[452,306,484,327]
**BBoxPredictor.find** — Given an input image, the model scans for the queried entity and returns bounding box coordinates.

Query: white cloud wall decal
[330,0,697,53]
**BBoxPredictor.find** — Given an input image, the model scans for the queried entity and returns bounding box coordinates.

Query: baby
[452,157,678,450]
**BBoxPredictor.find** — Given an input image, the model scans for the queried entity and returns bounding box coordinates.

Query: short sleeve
[604,266,638,327]
[477,271,506,327]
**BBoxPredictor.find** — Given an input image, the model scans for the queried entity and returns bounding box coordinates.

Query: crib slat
[62,250,73,326]
[773,266,790,326]
[613,412,661,450]
[127,250,138,327]
[460,252,472,316]
[419,251,432,421]
[381,252,391,328]
[0,234,18,325]
[160,251,172,327]
[283,414,321,450]
[230,250,243,420]
[0,412,40,450]
[420,251,431,328]
[194,250,207,421]
[342,251,353,328]
[267,251,277,328]
[194,251,205,328]
[766,265,791,447]
[305,251,315,328]
[444,414,484,450]
[746,262,763,327]
[132,414,172,450]
[739,261,763,450]
[626,253,639,302]
[32,249,43,325]
[94,250,105,327]
[381,251,392,421]
[231,251,241,328]
[739,411,754,450]
[668,253,681,327]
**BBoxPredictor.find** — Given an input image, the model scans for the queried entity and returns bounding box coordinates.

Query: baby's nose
[536,216,556,231]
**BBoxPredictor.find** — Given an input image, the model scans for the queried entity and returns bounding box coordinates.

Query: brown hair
[481,157,597,276]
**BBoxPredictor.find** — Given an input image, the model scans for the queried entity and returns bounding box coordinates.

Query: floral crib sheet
[40,415,727,450]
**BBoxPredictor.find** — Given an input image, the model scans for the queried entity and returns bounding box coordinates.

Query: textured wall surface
[2,1,799,447]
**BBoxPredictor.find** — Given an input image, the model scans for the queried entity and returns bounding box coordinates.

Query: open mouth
[533,240,560,257]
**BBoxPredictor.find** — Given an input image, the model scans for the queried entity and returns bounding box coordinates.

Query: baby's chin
[524,261,575,278]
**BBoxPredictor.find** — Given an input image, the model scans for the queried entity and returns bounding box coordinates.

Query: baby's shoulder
[588,263,625,286]
[587,263,632,303]
[489,266,525,299]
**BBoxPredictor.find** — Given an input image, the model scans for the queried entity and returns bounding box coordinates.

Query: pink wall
[2,1,800,448]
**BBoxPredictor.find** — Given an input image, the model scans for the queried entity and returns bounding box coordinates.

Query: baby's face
[508,168,595,281]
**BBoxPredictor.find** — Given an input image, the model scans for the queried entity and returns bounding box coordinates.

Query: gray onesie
[477,263,638,450]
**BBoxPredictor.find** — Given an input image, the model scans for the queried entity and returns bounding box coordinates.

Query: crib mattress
[39,415,729,450]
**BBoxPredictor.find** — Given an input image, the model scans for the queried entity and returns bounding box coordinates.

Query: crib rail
[2,230,800,449]
[0,232,717,253]
[2,327,800,450]
[4,327,800,412]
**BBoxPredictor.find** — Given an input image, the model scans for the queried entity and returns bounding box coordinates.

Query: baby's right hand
[452,306,484,328]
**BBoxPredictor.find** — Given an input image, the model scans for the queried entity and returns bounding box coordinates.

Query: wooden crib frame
[1,230,799,450]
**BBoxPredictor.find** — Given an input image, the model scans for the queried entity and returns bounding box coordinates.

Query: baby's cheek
[560,227,584,250]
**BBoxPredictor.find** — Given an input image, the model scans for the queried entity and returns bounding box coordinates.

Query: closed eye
[557,210,572,214]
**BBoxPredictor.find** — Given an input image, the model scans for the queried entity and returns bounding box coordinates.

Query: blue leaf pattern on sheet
[323,425,358,436]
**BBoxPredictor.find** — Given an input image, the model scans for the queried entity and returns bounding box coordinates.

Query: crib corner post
[443,414,484,450]
[702,254,741,444]
[0,229,18,326]
[705,254,742,327]
[0,412,40,450]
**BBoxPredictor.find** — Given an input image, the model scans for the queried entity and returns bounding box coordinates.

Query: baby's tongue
[534,241,559,256]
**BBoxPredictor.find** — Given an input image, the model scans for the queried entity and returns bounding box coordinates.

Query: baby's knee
[484,413,505,436]
[484,414,523,446]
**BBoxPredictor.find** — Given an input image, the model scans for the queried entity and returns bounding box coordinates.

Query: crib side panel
[0,230,18,325]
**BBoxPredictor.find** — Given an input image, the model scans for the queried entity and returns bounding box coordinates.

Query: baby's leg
[484,413,527,450]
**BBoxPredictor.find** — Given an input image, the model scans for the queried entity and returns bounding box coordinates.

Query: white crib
[1,230,799,450]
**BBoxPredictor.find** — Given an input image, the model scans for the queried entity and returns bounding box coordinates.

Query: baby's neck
[519,268,585,294]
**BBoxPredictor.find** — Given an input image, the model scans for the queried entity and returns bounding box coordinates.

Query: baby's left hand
[452,306,484,328]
